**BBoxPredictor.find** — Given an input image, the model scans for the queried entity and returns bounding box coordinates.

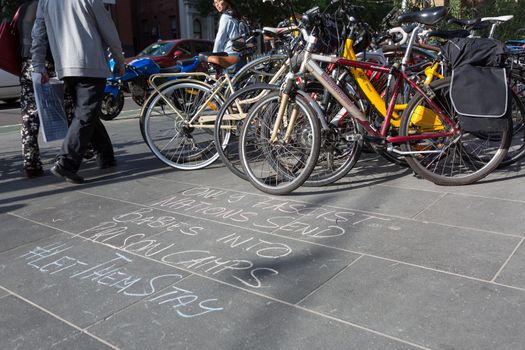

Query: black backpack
[441,37,507,69]
[441,38,510,131]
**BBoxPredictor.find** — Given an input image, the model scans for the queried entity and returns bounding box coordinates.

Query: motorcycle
[100,56,203,121]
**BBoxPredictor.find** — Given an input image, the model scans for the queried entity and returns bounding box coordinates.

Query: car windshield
[138,42,176,57]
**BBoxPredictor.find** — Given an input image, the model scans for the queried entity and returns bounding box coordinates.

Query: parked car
[0,69,20,104]
[125,39,214,68]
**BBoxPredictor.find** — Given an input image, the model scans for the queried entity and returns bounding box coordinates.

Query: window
[174,43,192,57]
[193,19,202,39]
[138,42,176,56]
[170,16,178,39]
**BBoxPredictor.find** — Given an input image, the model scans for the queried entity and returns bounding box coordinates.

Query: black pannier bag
[441,38,509,132]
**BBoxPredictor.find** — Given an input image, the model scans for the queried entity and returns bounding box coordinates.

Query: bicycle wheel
[499,69,525,167]
[231,54,288,88]
[399,77,511,185]
[365,46,437,166]
[214,83,279,180]
[140,81,224,170]
[301,85,363,187]
[239,91,321,195]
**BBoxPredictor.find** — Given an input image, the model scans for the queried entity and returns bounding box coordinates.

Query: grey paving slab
[149,162,443,219]
[300,255,525,350]
[48,331,114,350]
[0,213,62,253]
[11,185,306,237]
[3,111,525,350]
[366,160,525,202]
[83,182,309,233]
[84,179,519,281]
[291,182,441,218]
[10,191,144,235]
[153,162,259,191]
[0,233,190,328]
[152,172,442,219]
[74,205,361,303]
[415,193,525,236]
[493,240,525,289]
[90,274,422,350]
[0,165,63,205]
[0,295,113,350]
[14,177,519,282]
[273,210,520,280]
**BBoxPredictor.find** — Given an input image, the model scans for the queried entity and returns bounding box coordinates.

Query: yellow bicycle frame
[343,39,444,130]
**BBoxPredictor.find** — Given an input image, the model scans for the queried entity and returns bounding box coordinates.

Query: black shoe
[97,157,117,169]
[24,168,45,178]
[50,164,84,184]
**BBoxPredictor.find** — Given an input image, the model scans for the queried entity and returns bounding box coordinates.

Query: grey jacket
[31,0,124,79]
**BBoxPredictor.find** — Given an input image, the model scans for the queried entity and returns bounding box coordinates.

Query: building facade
[105,0,216,56]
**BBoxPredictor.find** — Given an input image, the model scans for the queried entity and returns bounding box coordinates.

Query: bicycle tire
[399,77,511,185]
[301,85,364,187]
[140,81,225,170]
[231,54,288,88]
[239,91,321,195]
[498,69,525,167]
[365,45,437,166]
[214,83,280,180]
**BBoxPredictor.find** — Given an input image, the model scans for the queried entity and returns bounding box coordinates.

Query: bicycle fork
[270,72,300,143]
[270,36,319,144]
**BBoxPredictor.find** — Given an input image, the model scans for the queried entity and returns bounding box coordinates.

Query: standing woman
[209,0,243,70]
[18,0,53,178]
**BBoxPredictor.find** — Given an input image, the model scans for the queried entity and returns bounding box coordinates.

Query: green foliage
[353,1,397,31]
[1,0,23,20]
[196,0,344,26]
[476,0,525,41]
[196,0,396,28]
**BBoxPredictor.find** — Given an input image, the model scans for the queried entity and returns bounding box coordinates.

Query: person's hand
[40,72,50,84]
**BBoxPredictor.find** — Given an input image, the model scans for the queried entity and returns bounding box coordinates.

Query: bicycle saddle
[481,15,514,23]
[448,17,480,27]
[397,6,447,26]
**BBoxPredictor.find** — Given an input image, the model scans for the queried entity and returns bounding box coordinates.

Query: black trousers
[57,77,113,172]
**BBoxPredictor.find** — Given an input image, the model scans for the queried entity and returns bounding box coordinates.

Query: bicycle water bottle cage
[397,6,447,26]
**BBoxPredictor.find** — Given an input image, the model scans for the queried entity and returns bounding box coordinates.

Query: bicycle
[139,32,272,170]
[238,4,512,195]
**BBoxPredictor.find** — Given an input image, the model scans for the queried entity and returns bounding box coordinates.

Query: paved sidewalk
[1,117,525,350]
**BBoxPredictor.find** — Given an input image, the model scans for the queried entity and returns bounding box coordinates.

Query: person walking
[17,0,52,178]
[31,0,125,184]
